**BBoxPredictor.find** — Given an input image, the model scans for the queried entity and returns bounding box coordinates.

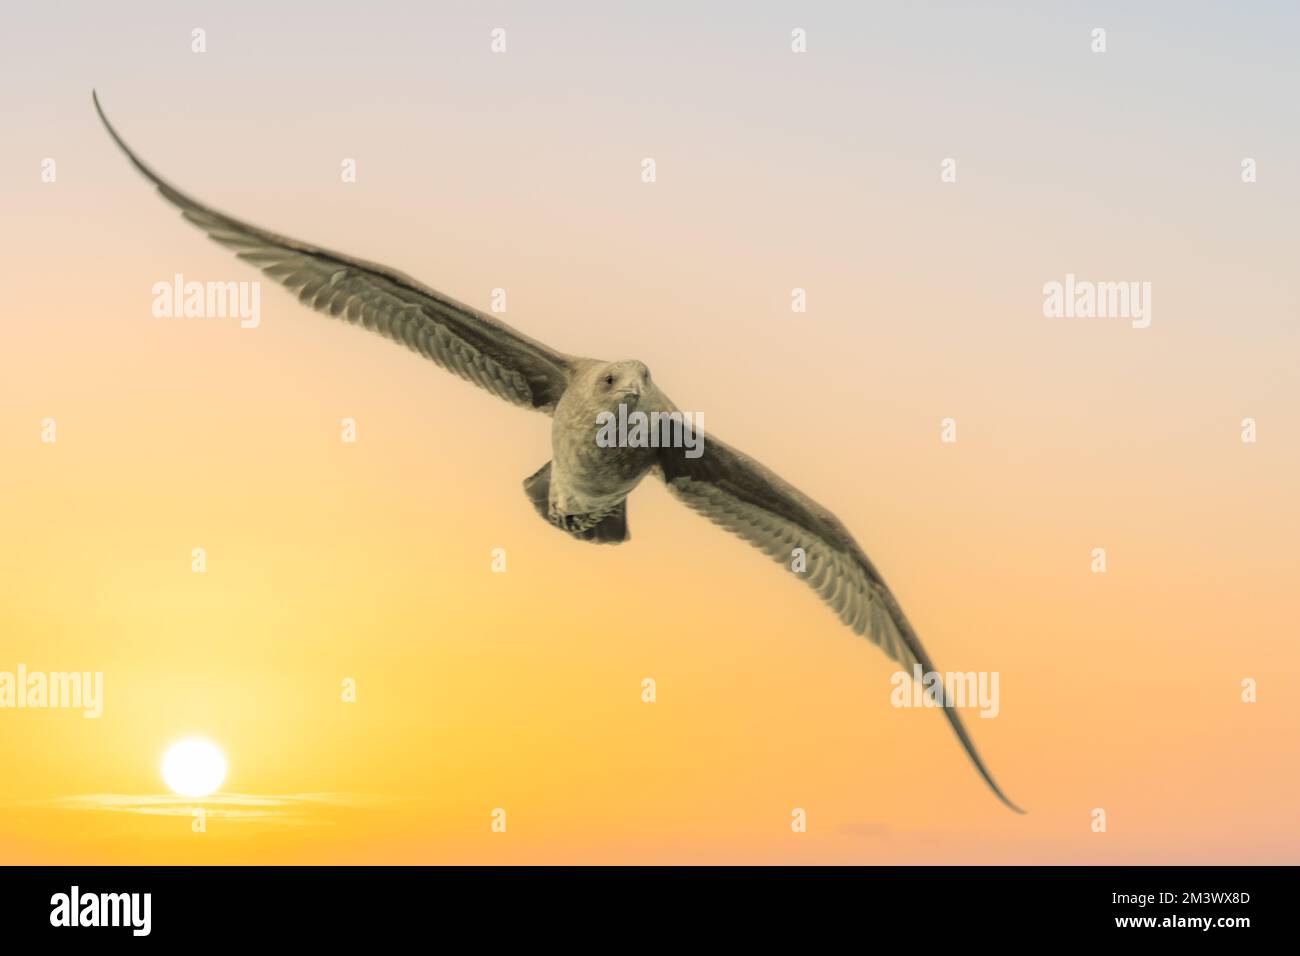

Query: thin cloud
[31,792,401,825]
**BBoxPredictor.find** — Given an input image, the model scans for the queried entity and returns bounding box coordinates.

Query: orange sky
[1,1,1297,864]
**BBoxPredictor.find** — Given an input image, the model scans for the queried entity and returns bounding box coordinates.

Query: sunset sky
[1,1,1297,864]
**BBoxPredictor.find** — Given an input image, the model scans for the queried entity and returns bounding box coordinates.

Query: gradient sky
[1,1,1297,864]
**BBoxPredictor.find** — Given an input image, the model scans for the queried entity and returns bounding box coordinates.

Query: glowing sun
[161,737,227,797]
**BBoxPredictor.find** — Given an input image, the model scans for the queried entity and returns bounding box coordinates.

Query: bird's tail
[523,462,630,544]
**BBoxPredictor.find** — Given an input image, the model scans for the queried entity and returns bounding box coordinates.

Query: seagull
[93,92,1024,814]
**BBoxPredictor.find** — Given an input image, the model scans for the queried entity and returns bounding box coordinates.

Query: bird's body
[545,359,659,536]
[93,92,1024,813]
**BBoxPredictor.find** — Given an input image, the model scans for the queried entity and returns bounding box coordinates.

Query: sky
[1,1,1297,863]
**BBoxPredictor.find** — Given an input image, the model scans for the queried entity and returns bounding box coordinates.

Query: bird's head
[595,360,651,410]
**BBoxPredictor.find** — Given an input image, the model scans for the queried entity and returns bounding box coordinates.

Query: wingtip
[931,695,1027,815]
[91,89,111,129]
[89,90,160,188]
[988,778,1027,815]
[988,776,1027,815]
[985,779,1027,815]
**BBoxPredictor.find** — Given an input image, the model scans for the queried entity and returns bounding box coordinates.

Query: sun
[160,737,227,798]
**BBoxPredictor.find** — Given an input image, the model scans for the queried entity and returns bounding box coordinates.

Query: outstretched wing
[657,433,1024,813]
[93,92,574,413]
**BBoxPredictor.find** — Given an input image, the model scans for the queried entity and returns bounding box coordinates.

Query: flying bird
[93,92,1023,813]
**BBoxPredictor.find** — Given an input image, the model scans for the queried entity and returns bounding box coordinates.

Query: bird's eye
[604,374,614,386]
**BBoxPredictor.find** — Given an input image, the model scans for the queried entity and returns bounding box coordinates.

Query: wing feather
[94,92,573,413]
[658,434,1024,813]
